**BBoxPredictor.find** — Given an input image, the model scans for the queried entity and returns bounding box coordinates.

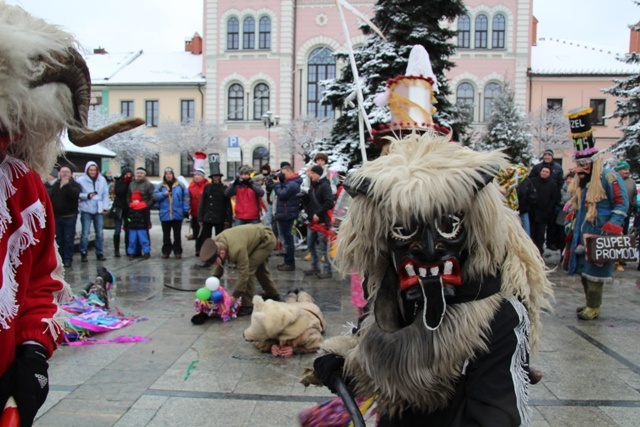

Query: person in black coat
[303,165,335,279]
[197,172,232,266]
[529,150,564,247]
[515,176,537,237]
[111,166,133,257]
[530,165,560,255]
[49,166,82,268]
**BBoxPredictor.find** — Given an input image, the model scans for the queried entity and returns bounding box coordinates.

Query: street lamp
[262,111,280,162]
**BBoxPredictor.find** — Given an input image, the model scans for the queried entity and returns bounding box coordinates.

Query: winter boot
[81,252,88,263]
[576,276,589,313]
[114,234,121,258]
[577,279,603,320]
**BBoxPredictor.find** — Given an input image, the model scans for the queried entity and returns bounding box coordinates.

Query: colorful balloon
[211,290,224,303]
[195,287,212,301]
[205,276,220,291]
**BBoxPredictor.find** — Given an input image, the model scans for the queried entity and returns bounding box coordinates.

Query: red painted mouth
[398,257,462,291]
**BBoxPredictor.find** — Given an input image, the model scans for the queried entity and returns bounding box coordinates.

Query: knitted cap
[310,165,324,176]
[615,160,630,171]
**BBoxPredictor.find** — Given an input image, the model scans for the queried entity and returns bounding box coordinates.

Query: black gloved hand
[313,353,345,393]
[13,344,49,427]
[278,173,285,184]
[234,178,241,186]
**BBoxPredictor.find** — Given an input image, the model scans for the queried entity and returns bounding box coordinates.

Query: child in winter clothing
[126,190,151,259]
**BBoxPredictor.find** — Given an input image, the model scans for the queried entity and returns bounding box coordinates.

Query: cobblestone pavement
[33,220,640,426]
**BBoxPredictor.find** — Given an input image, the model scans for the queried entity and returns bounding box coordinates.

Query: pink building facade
[203,0,637,174]
[203,0,373,175]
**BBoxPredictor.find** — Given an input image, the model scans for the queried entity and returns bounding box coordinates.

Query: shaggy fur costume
[324,132,553,422]
[244,290,326,355]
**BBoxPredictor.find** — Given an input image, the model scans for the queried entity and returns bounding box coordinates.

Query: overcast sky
[5,0,639,53]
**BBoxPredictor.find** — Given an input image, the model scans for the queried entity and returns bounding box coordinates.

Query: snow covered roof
[85,51,142,83]
[62,134,116,158]
[531,38,640,75]
[86,51,204,86]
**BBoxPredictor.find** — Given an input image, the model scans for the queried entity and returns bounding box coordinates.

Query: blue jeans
[307,227,331,273]
[278,219,295,267]
[55,215,77,263]
[80,211,104,255]
[128,229,150,255]
[264,204,273,227]
[519,212,531,237]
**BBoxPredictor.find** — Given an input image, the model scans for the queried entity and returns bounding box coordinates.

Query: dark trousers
[532,221,547,255]
[161,220,183,256]
[190,217,202,255]
[55,214,77,264]
[277,219,295,267]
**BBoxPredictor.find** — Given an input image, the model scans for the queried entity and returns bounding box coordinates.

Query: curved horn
[29,48,145,147]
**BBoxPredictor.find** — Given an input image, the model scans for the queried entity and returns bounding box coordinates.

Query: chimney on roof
[185,32,203,55]
[629,21,640,53]
[531,16,538,46]
[93,46,108,54]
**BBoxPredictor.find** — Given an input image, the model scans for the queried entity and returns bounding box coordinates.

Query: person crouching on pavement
[199,224,281,317]
[126,190,151,259]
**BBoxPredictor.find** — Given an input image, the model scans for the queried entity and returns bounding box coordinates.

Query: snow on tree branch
[527,106,572,156]
[154,119,227,158]
[280,115,334,159]
[88,110,159,165]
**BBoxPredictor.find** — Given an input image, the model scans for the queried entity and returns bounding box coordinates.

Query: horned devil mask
[341,133,507,331]
[0,3,145,173]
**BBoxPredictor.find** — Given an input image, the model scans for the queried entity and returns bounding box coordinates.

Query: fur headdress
[334,132,553,414]
[0,3,143,174]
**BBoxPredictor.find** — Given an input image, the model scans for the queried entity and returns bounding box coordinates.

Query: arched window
[456,82,475,121]
[475,15,488,48]
[228,83,244,120]
[492,14,505,49]
[259,17,271,49]
[253,83,269,120]
[307,47,335,119]
[243,17,255,49]
[227,17,239,50]
[457,15,470,48]
[252,146,269,170]
[483,82,501,122]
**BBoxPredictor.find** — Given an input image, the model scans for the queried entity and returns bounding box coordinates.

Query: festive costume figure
[300,44,551,426]
[566,107,629,320]
[0,4,143,426]
[304,133,553,426]
[244,289,326,358]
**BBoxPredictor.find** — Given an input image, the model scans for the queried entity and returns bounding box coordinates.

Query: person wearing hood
[273,164,303,271]
[153,167,190,259]
[111,166,134,258]
[77,161,110,262]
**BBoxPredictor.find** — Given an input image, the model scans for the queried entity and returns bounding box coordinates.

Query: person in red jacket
[189,168,209,256]
[0,5,144,425]
[225,166,265,226]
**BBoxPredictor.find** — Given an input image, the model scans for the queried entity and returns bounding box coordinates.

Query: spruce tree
[477,80,533,165]
[604,21,640,176]
[322,0,469,169]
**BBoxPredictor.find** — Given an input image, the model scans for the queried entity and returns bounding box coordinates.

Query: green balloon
[196,287,212,301]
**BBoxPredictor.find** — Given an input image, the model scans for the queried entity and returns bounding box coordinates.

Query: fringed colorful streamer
[193,286,239,322]
[298,395,376,427]
[60,296,146,344]
[64,335,151,347]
